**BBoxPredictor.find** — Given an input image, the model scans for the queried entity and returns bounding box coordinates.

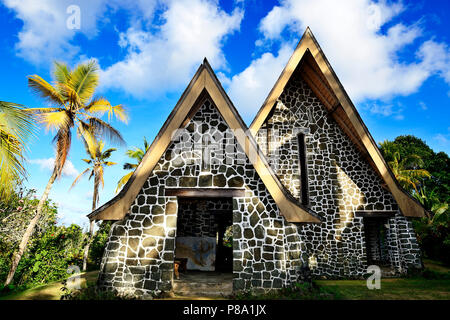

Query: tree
[4,60,128,286]
[0,101,35,200]
[70,138,116,271]
[116,137,149,193]
[387,151,431,194]
[382,135,450,203]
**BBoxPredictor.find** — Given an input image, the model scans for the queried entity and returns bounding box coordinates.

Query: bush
[413,215,450,266]
[88,221,112,269]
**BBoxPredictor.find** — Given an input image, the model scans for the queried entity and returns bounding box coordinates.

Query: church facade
[88,29,424,296]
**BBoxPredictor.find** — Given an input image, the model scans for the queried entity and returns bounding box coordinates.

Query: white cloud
[29,158,79,178]
[228,0,450,118]
[363,102,404,120]
[1,0,160,64]
[225,44,293,120]
[99,0,243,97]
[2,0,107,64]
[419,101,428,111]
[434,133,450,147]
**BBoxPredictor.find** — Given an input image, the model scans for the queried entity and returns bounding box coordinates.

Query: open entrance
[175,197,233,272]
[363,217,390,266]
[173,196,233,296]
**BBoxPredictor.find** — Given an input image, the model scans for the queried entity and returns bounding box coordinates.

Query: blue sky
[0,0,449,228]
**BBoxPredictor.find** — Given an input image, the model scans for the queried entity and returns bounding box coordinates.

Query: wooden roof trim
[88,59,321,223]
[249,27,427,218]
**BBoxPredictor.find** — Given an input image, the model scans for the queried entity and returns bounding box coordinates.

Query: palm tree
[70,138,116,271]
[388,151,431,194]
[413,186,448,222]
[0,101,35,200]
[4,60,128,286]
[116,137,149,193]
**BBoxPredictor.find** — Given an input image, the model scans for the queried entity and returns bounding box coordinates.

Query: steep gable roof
[249,27,427,218]
[88,59,321,223]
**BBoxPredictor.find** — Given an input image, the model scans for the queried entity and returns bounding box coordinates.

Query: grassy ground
[0,271,98,300]
[315,278,450,300]
[315,259,450,300]
[1,260,449,300]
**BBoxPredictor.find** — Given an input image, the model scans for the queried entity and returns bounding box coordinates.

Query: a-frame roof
[249,27,427,218]
[88,59,321,223]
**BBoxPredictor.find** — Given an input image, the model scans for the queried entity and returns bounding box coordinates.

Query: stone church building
[88,28,425,296]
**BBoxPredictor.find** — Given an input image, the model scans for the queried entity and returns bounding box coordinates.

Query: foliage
[0,188,56,250]
[71,139,116,209]
[116,137,149,192]
[0,187,89,293]
[12,224,85,286]
[380,135,449,203]
[379,140,430,193]
[88,221,112,269]
[27,60,128,178]
[60,278,134,300]
[0,101,36,200]
[379,135,449,265]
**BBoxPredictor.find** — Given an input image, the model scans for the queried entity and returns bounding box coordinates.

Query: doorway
[363,217,390,266]
[175,197,233,273]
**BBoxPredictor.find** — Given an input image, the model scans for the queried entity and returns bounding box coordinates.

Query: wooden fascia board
[89,63,321,223]
[203,68,320,223]
[249,32,310,136]
[249,29,425,218]
[306,34,425,218]
[88,68,207,221]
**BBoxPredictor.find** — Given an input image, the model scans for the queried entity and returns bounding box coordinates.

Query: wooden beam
[355,211,397,218]
[165,188,246,198]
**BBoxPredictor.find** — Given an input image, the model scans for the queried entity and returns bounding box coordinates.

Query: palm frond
[87,117,126,146]
[116,171,133,193]
[83,97,111,115]
[28,75,65,106]
[77,120,98,159]
[123,162,138,170]
[58,82,82,110]
[69,60,99,104]
[53,61,71,84]
[36,110,71,132]
[69,168,91,190]
[0,101,36,199]
[101,148,117,160]
[108,104,129,124]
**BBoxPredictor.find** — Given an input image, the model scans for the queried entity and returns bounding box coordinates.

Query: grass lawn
[315,259,450,300]
[315,278,450,300]
[0,271,99,300]
[1,260,449,300]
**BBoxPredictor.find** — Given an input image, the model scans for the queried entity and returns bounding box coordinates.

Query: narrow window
[297,133,309,205]
[202,135,211,171]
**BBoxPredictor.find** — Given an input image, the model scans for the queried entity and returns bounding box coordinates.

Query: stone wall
[176,198,232,237]
[255,69,422,277]
[98,97,307,296]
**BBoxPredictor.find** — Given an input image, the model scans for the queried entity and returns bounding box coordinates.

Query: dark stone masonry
[97,64,422,297]
[255,70,421,278]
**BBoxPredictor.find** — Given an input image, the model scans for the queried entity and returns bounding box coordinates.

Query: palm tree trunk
[82,173,99,271]
[4,168,58,286]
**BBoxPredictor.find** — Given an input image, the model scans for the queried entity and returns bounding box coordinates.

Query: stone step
[173,281,233,297]
[380,267,397,278]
